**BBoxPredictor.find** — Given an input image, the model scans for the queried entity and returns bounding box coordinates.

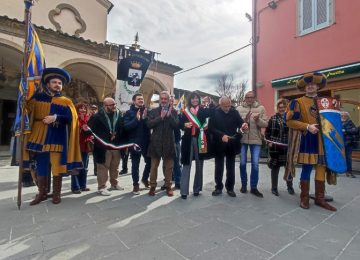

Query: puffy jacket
[237,101,268,145]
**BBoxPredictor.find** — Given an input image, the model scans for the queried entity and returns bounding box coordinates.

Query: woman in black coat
[179,92,214,199]
[265,99,294,196]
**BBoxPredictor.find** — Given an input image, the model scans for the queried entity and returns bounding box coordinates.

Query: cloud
[107,0,252,94]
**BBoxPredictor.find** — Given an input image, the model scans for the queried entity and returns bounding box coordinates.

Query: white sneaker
[109,185,124,191]
[98,189,111,196]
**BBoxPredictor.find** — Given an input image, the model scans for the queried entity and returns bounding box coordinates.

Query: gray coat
[147,107,179,159]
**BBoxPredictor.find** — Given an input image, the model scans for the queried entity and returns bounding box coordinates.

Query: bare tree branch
[215,74,248,105]
[233,79,248,106]
[215,73,234,98]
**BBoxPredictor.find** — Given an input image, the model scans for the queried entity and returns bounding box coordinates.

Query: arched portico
[0,41,23,147]
[60,59,116,105]
[140,74,168,107]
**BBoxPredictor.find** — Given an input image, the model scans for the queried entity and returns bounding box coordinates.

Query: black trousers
[214,154,235,191]
[120,149,129,170]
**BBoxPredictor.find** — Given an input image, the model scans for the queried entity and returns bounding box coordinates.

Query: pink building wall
[256,0,360,114]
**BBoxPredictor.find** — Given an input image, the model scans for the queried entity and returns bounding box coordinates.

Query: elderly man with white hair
[210,96,248,197]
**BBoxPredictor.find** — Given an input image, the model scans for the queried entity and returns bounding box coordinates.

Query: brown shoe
[300,180,310,209]
[133,184,140,195]
[149,187,156,196]
[314,180,337,211]
[141,179,150,188]
[166,187,174,197]
[30,176,47,206]
[52,176,62,204]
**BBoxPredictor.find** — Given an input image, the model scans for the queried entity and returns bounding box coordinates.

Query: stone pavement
[0,157,360,260]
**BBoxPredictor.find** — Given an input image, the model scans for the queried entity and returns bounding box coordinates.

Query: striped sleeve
[285,99,308,131]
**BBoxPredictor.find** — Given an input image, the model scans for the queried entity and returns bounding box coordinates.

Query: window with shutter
[298,0,334,36]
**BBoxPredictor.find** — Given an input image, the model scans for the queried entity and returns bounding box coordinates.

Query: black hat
[41,67,71,85]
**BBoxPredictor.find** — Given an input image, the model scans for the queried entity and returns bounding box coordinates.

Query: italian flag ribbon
[183,108,209,154]
[264,137,288,147]
[88,127,141,151]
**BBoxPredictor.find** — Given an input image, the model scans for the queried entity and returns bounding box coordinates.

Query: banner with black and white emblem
[115,46,154,111]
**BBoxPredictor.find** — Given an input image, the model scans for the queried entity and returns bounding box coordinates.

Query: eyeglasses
[245,96,255,99]
[105,103,116,107]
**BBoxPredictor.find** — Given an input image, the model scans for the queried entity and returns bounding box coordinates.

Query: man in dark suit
[210,96,248,197]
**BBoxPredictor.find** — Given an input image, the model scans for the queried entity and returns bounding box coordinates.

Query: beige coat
[237,101,268,145]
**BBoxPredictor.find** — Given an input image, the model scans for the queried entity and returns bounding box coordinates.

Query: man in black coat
[87,97,124,196]
[210,96,248,197]
[124,94,151,194]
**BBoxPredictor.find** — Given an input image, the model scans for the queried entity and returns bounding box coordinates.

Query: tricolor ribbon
[183,108,209,153]
[264,138,288,147]
[88,127,141,151]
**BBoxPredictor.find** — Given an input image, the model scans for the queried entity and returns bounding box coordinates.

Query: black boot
[287,181,295,195]
[271,167,279,196]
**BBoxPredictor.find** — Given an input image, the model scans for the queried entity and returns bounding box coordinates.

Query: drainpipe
[252,0,257,98]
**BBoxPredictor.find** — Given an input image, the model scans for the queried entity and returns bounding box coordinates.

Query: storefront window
[335,88,360,152]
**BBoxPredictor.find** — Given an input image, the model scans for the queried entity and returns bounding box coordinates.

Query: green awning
[271,62,360,88]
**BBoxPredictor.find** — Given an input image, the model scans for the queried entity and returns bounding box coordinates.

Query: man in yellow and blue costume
[285,72,337,212]
[24,67,82,205]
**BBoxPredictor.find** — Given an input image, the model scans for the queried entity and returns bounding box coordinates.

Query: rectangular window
[298,0,334,36]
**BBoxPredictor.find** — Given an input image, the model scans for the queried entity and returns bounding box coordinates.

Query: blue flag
[13,24,45,136]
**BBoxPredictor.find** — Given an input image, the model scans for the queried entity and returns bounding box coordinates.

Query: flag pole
[17,0,34,210]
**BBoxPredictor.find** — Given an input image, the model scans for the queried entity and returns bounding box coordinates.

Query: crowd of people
[22,67,359,212]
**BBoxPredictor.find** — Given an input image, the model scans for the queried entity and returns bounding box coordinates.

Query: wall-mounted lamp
[268,1,278,9]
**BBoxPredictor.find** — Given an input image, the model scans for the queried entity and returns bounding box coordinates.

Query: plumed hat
[296,72,327,91]
[41,67,71,85]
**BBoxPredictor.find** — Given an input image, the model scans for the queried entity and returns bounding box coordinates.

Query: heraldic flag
[317,97,347,173]
[117,46,154,87]
[14,23,45,136]
[176,94,185,111]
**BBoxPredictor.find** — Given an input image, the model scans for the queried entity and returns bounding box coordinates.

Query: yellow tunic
[286,96,325,165]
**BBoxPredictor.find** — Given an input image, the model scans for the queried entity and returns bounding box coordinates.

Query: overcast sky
[107,0,252,95]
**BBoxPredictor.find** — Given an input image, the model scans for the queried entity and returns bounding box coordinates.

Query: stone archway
[63,79,99,105]
[0,41,23,147]
[140,75,168,107]
[61,60,116,105]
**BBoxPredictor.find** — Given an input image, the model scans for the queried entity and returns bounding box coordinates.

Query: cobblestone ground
[0,156,360,260]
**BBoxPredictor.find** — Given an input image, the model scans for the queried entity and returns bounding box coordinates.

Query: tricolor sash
[183,108,209,153]
[88,127,141,151]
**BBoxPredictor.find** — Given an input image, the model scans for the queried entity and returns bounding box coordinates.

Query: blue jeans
[345,145,353,172]
[240,144,261,189]
[71,152,89,190]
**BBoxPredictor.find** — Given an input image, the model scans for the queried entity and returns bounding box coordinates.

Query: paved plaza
[0,157,360,260]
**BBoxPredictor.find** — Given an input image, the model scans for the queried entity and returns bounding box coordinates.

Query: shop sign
[271,62,360,88]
